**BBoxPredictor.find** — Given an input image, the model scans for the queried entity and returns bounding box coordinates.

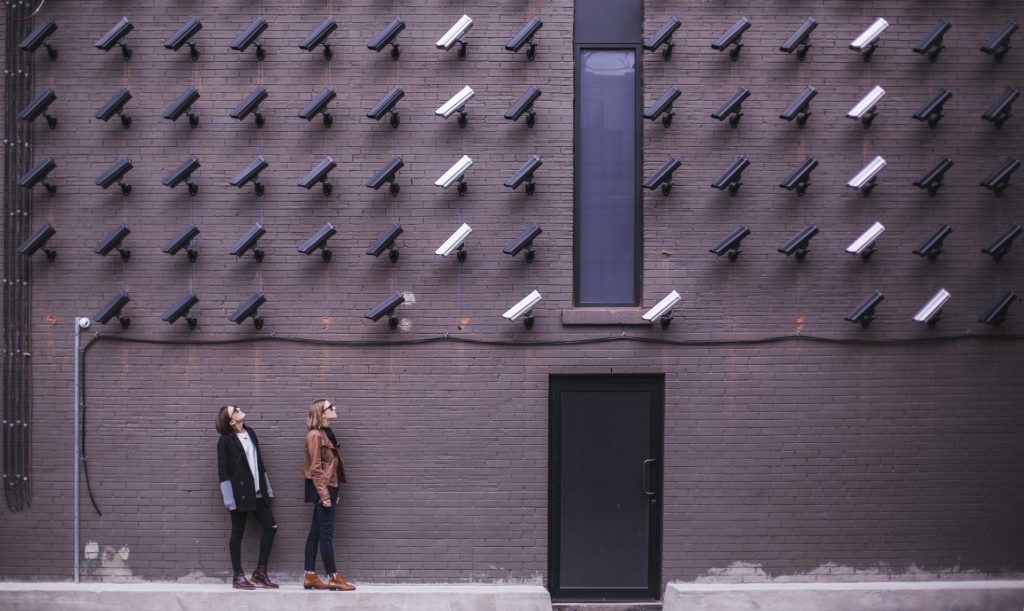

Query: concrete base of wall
[665,581,1024,611]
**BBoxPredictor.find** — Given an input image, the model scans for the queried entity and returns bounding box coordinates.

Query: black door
[549,375,663,602]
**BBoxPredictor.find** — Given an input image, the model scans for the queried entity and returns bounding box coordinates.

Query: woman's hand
[321,498,332,508]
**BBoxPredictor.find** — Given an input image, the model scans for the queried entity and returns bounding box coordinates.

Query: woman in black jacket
[216,405,279,590]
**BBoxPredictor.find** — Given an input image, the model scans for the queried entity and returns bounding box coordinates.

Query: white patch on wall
[696,561,1011,584]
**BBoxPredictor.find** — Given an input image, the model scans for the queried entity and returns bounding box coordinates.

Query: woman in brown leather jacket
[302,398,356,591]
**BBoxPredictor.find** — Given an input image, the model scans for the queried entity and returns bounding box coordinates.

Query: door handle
[642,459,656,496]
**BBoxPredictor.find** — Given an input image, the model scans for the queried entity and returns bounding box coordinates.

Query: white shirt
[235,430,260,494]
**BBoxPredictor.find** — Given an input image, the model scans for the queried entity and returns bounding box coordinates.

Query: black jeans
[304,488,338,574]
[229,495,277,572]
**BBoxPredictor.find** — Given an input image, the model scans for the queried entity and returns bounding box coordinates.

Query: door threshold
[553,602,662,611]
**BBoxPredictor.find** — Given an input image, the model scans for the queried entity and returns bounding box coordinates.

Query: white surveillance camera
[435,155,473,189]
[437,15,473,51]
[503,290,542,322]
[851,17,889,51]
[848,85,885,123]
[77,317,91,329]
[642,290,681,325]
[913,288,951,326]
[846,222,885,258]
[436,86,474,119]
[847,156,886,191]
[436,223,472,258]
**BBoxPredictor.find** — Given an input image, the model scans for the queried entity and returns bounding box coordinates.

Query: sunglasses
[322,403,335,413]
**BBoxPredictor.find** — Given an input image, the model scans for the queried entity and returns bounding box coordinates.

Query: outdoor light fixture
[19,157,57,195]
[913,289,951,327]
[229,293,266,329]
[231,87,268,128]
[779,157,818,196]
[19,88,58,128]
[162,293,199,329]
[913,88,952,128]
[163,87,200,128]
[981,224,1022,261]
[980,158,1021,195]
[712,87,750,127]
[913,224,952,261]
[505,86,542,128]
[95,17,133,59]
[163,156,201,195]
[848,86,885,127]
[711,17,750,60]
[437,15,473,58]
[436,86,474,127]
[981,20,1018,62]
[913,19,951,62]
[20,17,58,60]
[979,291,1017,327]
[504,224,542,262]
[712,156,750,195]
[368,17,405,60]
[507,16,543,60]
[365,292,406,330]
[505,155,543,195]
[644,86,681,127]
[644,17,680,60]
[982,87,1019,129]
[94,223,131,261]
[298,223,337,261]
[850,17,888,61]
[778,224,819,262]
[780,18,817,60]
[436,223,472,261]
[436,155,473,194]
[710,226,750,261]
[96,157,133,195]
[230,156,269,195]
[230,223,266,261]
[298,156,337,196]
[914,158,954,196]
[780,86,817,127]
[368,86,404,128]
[847,156,886,195]
[366,224,403,262]
[163,224,200,261]
[642,290,681,329]
[846,222,885,261]
[503,290,542,330]
[96,292,131,329]
[165,17,202,61]
[367,157,404,195]
[845,291,884,328]
[96,88,133,128]
[644,157,681,195]
[299,18,337,60]
[231,17,268,60]
[300,87,336,128]
[18,223,56,261]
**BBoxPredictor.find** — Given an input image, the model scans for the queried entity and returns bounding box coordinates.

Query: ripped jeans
[229,495,277,572]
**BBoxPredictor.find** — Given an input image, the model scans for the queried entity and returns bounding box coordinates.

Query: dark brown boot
[303,571,329,590]
[327,572,356,591]
[232,570,256,590]
[251,565,279,589]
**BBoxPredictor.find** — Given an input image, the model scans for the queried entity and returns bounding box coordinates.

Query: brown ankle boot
[303,571,328,590]
[232,570,256,590]
[327,572,356,591]
[251,565,279,589]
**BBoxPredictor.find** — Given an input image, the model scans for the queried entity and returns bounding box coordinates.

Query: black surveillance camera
[18,223,57,261]
[163,224,200,261]
[20,17,58,60]
[94,223,131,261]
[298,156,337,195]
[367,86,404,128]
[165,17,202,61]
[368,17,406,60]
[913,88,952,128]
[230,156,269,195]
[162,292,199,329]
[301,87,337,128]
[980,158,1021,196]
[230,223,267,261]
[507,16,543,60]
[95,17,133,59]
[779,157,819,196]
[712,155,750,196]
[503,223,542,262]
[643,157,681,195]
[96,157,133,195]
[96,292,132,329]
[780,18,816,60]
[365,291,405,329]
[505,86,541,128]
[231,17,268,60]
[913,158,954,196]
[19,88,58,128]
[711,17,750,60]
[505,155,543,195]
[982,87,1019,129]
[163,87,200,128]
[229,293,267,329]
[300,18,338,60]
[366,223,403,263]
[231,87,268,128]
[913,224,953,261]
[913,19,951,63]
[367,157,404,195]
[19,157,58,195]
[96,88,133,128]
[981,20,1017,62]
[981,224,1022,262]
[779,224,819,261]
[710,226,751,261]
[644,86,681,127]
[163,156,201,195]
[712,86,750,127]
[979,291,1017,327]
[298,223,337,262]
[845,291,884,328]
[780,86,816,127]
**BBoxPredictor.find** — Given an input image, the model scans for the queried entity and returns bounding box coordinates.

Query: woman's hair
[307,399,329,431]
[215,405,235,435]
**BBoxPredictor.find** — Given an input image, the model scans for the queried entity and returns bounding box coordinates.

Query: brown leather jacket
[303,429,346,503]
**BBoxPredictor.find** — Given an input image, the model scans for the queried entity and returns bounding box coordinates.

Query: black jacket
[217,425,274,512]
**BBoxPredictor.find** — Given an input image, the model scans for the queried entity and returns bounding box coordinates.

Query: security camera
[780,86,817,127]
[95,17,133,59]
[913,288,951,327]
[96,292,131,329]
[980,158,1021,195]
[300,87,337,128]
[711,86,750,127]
[367,86,404,128]
[366,223,403,262]
[712,155,750,196]
[504,223,542,262]
[710,226,750,261]
[503,290,542,329]
[505,155,543,195]
[848,85,885,127]
[913,88,952,128]
[846,222,885,261]
[644,17,680,60]
[96,157,133,195]
[231,17,268,60]
[913,19,951,63]
[18,223,57,261]
[982,87,1019,129]
[162,292,199,329]
[231,87,268,128]
[19,88,58,128]
[163,224,200,261]
[644,86,681,127]
[847,156,886,195]
[77,317,91,330]
[643,157,681,195]
[981,20,1018,62]
[642,290,681,328]
[780,17,817,60]
[435,155,473,194]
[18,157,58,195]
[165,16,202,61]
[778,224,819,262]
[779,157,818,196]
[981,224,1022,262]
[298,223,337,261]
[507,17,544,60]
[163,87,200,128]
[437,14,473,58]
[913,224,952,261]
[163,156,201,196]
[850,17,888,61]
[94,223,131,261]
[913,158,954,196]
[229,293,267,329]
[230,223,267,261]
[96,88,133,128]
[20,17,58,60]
[367,156,404,195]
[711,17,751,61]
[368,17,405,60]
[845,291,884,328]
[505,86,542,128]
[298,156,337,195]
[979,291,1017,327]
[230,156,269,195]
[437,86,474,127]
[300,18,337,60]
[436,223,472,261]
[365,291,406,329]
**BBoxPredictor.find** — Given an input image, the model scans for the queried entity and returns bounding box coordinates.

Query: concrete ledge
[665,580,1024,611]
[0,583,552,611]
